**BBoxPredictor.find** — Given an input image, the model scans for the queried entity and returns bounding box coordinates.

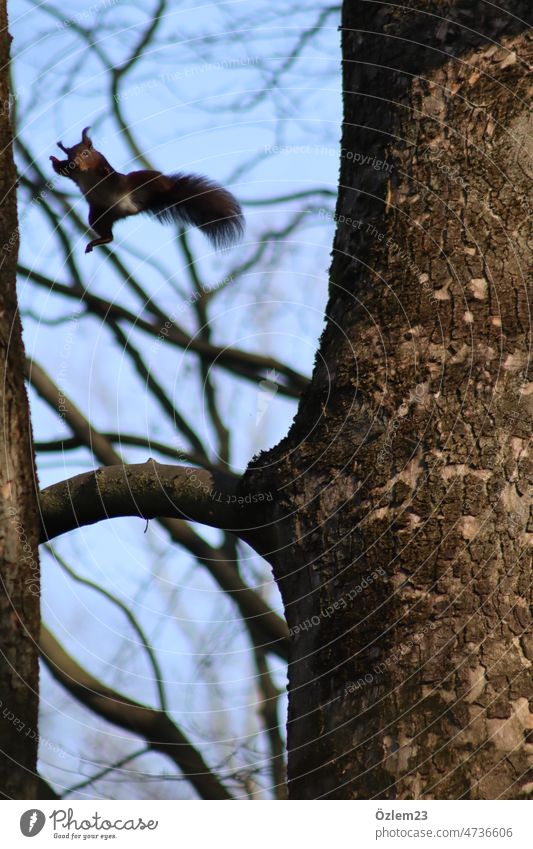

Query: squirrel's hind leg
[86,207,115,253]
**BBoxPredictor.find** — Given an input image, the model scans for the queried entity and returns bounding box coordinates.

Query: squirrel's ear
[81,126,93,147]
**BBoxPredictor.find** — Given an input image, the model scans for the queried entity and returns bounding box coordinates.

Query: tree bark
[0,2,41,799]
[39,461,242,540]
[241,1,533,799]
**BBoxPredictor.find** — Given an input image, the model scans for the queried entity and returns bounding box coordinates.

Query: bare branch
[159,517,289,659]
[36,775,60,799]
[28,360,289,660]
[178,231,230,462]
[33,433,226,475]
[17,143,310,396]
[63,746,150,797]
[20,266,308,398]
[243,188,336,207]
[45,544,169,712]
[40,626,233,800]
[107,320,208,458]
[108,0,168,166]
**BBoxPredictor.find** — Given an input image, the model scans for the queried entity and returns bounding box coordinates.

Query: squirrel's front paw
[85,243,93,254]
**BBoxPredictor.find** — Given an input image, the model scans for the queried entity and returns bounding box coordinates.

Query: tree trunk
[0,1,41,799]
[243,1,533,799]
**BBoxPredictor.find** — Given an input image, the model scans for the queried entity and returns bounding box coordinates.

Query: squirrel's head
[56,127,101,170]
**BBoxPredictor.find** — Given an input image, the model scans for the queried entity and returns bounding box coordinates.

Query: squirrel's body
[50,128,244,253]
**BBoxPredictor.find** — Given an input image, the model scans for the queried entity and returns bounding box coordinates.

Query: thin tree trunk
[242,1,533,799]
[0,1,41,799]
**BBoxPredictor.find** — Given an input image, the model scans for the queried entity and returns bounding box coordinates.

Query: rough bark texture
[241,1,533,799]
[0,2,41,799]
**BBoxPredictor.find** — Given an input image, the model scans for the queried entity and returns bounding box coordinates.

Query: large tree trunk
[0,1,41,799]
[243,1,532,799]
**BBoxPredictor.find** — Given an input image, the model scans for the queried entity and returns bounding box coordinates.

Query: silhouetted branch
[40,626,233,800]
[62,746,150,797]
[34,432,226,474]
[45,544,169,711]
[20,265,308,398]
[253,649,287,799]
[108,320,209,458]
[39,460,243,541]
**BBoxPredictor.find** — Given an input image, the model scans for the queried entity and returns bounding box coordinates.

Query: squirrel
[50,127,244,254]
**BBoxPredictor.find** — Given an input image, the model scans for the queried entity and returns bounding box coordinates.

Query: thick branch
[29,360,288,659]
[40,626,232,800]
[20,265,307,398]
[39,460,244,541]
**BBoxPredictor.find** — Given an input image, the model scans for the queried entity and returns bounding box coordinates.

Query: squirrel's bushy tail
[149,173,244,248]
